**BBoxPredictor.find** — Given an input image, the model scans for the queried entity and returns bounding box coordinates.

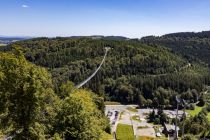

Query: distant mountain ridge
[1,30,210,40]
[0,36,32,44]
[2,31,210,66]
[54,35,128,40]
[163,31,210,38]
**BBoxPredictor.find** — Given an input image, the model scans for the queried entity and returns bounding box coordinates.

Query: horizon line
[0,30,210,39]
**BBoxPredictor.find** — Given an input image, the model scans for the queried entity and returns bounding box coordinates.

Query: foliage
[138,136,167,140]
[0,51,59,139]
[127,106,138,112]
[197,95,206,106]
[186,105,204,116]
[148,109,156,123]
[54,89,109,140]
[206,104,210,112]
[148,108,168,125]
[0,50,110,139]
[137,126,149,129]
[152,87,177,108]
[100,132,113,140]
[59,80,74,98]
[3,37,209,107]
[104,101,121,105]
[141,31,210,67]
[138,136,155,140]
[182,134,197,140]
[182,109,210,136]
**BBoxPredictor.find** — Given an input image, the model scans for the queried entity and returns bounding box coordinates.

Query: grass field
[116,124,134,140]
[131,115,141,122]
[138,136,154,140]
[186,106,203,116]
[105,101,121,105]
[126,106,138,112]
[137,126,149,129]
[186,105,210,121]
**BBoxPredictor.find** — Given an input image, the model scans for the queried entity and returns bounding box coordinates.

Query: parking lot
[105,105,187,138]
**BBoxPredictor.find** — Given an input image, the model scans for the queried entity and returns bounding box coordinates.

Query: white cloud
[22,5,29,8]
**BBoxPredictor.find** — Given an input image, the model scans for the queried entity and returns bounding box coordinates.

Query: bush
[182,134,197,140]
[190,123,204,135]
[105,123,111,134]
[187,104,195,110]
[206,104,210,112]
[197,96,205,107]
[154,118,160,124]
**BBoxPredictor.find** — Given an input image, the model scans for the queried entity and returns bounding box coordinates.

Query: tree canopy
[4,37,209,107]
[54,89,109,140]
[0,50,109,139]
[0,50,58,139]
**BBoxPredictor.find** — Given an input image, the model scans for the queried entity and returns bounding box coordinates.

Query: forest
[141,31,210,67]
[0,51,110,139]
[1,36,209,108]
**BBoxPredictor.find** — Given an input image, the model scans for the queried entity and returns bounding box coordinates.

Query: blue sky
[0,0,210,38]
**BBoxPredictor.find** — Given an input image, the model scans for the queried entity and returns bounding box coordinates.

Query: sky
[0,0,210,38]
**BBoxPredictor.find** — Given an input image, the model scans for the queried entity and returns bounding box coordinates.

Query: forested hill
[164,31,210,38]
[5,37,210,106]
[141,31,210,66]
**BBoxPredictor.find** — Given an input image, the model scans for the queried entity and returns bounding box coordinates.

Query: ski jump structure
[75,47,110,89]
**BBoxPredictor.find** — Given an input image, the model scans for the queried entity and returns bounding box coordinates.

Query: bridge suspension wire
[75,47,110,89]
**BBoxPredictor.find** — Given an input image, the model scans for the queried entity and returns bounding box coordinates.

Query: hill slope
[141,31,210,67]
[6,37,210,105]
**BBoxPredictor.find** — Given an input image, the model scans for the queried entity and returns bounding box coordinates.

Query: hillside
[5,37,210,105]
[140,31,210,67]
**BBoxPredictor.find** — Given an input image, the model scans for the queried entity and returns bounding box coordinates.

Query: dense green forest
[2,36,209,107]
[0,51,110,139]
[141,31,210,67]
